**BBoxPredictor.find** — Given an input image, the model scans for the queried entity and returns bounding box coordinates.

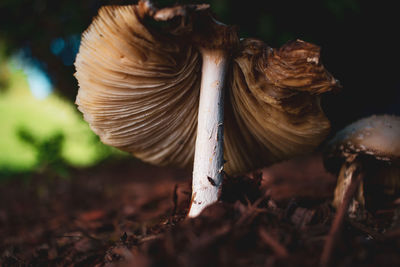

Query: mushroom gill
[75,5,201,168]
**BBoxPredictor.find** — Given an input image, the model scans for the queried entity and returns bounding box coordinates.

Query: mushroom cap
[225,38,339,173]
[324,115,400,173]
[75,1,340,175]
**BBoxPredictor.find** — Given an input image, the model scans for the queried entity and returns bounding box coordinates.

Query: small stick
[320,170,363,267]
[347,219,384,241]
[138,234,162,244]
[259,227,289,258]
[235,196,267,226]
[172,184,178,216]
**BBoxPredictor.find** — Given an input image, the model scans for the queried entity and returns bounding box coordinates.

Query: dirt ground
[1,154,400,267]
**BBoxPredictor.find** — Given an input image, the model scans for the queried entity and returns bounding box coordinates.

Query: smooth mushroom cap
[324,115,400,174]
[75,2,340,175]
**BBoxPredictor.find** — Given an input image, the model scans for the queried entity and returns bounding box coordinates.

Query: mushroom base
[333,158,400,221]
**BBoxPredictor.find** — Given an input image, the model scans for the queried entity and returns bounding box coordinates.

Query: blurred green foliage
[0,59,126,180]
[17,128,68,177]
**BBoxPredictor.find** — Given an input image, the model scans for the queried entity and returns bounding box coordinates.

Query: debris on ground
[1,155,399,266]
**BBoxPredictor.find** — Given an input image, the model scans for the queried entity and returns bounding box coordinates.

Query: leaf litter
[1,154,400,267]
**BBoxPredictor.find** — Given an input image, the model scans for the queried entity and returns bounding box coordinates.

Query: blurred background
[0,0,399,179]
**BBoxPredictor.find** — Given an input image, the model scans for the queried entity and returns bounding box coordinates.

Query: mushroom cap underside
[324,115,400,173]
[75,3,340,175]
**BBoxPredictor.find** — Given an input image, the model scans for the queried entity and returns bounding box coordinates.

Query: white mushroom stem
[333,161,365,218]
[320,167,364,267]
[189,49,228,217]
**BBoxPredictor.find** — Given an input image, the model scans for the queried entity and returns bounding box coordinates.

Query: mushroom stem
[189,49,228,217]
[320,162,363,267]
[333,161,365,218]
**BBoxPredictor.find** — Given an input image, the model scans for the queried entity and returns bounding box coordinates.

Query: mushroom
[75,0,340,217]
[324,114,400,219]
[320,115,400,266]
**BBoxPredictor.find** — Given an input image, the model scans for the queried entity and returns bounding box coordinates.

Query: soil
[1,154,400,267]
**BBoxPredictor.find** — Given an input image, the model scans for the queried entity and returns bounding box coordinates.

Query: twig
[235,195,267,226]
[137,234,162,244]
[320,171,363,267]
[259,227,288,258]
[347,219,384,241]
[172,184,178,216]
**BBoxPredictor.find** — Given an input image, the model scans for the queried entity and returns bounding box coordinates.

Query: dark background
[0,2,399,265]
[1,0,399,134]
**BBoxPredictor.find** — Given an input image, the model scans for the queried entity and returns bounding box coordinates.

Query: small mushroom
[324,114,400,219]
[75,1,340,217]
[320,115,400,267]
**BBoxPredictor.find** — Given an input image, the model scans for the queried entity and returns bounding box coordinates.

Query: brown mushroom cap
[324,115,400,173]
[75,1,340,175]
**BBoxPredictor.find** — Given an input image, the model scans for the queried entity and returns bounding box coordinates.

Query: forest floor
[1,154,400,267]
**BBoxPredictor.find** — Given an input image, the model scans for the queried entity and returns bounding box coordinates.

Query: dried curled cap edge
[225,38,340,173]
